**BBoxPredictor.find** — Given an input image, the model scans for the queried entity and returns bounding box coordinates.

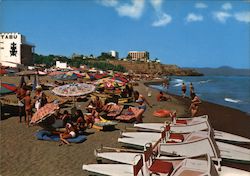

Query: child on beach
[189,93,201,117]
[181,82,186,98]
[16,83,27,123]
[23,90,32,126]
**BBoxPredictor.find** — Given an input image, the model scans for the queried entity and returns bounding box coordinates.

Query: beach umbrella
[0,68,16,75]
[30,103,59,124]
[16,70,37,76]
[52,73,78,81]
[0,82,17,94]
[48,71,65,76]
[52,83,95,97]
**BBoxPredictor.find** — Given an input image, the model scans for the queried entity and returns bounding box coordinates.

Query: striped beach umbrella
[0,82,17,94]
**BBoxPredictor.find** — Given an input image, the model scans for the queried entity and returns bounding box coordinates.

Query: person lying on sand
[59,123,76,145]
[156,91,171,102]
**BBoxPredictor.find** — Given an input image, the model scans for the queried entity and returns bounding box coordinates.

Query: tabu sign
[0,34,18,40]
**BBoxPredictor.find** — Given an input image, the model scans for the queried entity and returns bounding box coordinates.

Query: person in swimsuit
[16,83,27,123]
[23,90,32,126]
[59,123,76,145]
[189,83,195,98]
[189,93,201,117]
[181,82,186,98]
[133,91,152,123]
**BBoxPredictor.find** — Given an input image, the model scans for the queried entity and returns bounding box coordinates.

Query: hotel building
[0,33,35,67]
[128,51,149,62]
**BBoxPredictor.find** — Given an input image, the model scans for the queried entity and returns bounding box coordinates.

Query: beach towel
[36,130,87,143]
[115,107,140,122]
[104,104,124,117]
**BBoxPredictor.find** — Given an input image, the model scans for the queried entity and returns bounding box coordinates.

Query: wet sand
[0,76,250,175]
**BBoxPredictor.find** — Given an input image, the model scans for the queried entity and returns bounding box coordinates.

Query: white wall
[0,33,22,67]
[56,61,67,69]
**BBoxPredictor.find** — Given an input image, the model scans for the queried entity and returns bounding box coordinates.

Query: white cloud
[99,0,118,7]
[222,2,232,10]
[149,0,172,27]
[195,2,208,9]
[234,11,250,23]
[115,0,145,19]
[186,13,203,22]
[213,11,232,23]
[152,13,172,27]
[150,0,163,11]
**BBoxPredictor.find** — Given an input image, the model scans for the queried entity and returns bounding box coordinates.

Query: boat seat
[176,119,187,124]
[144,144,173,175]
[170,133,184,142]
[149,159,173,174]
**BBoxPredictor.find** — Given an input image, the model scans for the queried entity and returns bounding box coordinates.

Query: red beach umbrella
[30,103,59,124]
[0,82,17,94]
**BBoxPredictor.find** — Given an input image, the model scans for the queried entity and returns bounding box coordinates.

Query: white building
[128,51,149,62]
[56,61,67,69]
[0,33,35,67]
[109,50,119,58]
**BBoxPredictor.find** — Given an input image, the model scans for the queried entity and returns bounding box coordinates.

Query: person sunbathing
[59,123,76,145]
[156,91,171,102]
[60,110,72,127]
[76,114,87,134]
[86,96,103,113]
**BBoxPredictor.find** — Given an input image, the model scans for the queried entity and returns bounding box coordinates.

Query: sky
[1,0,250,68]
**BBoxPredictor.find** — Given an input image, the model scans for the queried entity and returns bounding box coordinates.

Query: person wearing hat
[23,90,32,126]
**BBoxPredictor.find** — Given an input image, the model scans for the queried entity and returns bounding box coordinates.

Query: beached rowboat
[133,115,250,144]
[93,148,250,176]
[118,131,250,164]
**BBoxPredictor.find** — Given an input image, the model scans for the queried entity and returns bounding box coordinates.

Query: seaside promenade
[0,76,250,176]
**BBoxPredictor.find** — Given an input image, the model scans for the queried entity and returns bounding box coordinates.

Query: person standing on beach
[16,83,27,123]
[190,83,194,98]
[181,82,186,98]
[23,90,32,126]
[133,91,152,123]
[189,93,201,117]
[34,86,47,111]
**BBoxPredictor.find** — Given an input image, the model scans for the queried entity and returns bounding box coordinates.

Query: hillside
[109,60,203,76]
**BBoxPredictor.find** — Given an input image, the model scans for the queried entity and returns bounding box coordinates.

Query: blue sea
[150,76,250,114]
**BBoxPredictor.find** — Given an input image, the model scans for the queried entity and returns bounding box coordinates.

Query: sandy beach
[1,76,250,176]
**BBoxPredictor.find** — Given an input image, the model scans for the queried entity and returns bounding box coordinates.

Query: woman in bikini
[59,123,77,145]
[133,91,152,123]
[189,93,201,117]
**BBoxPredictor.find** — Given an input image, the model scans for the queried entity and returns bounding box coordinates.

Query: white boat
[134,119,250,144]
[85,147,219,176]
[118,131,250,164]
[94,147,250,176]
